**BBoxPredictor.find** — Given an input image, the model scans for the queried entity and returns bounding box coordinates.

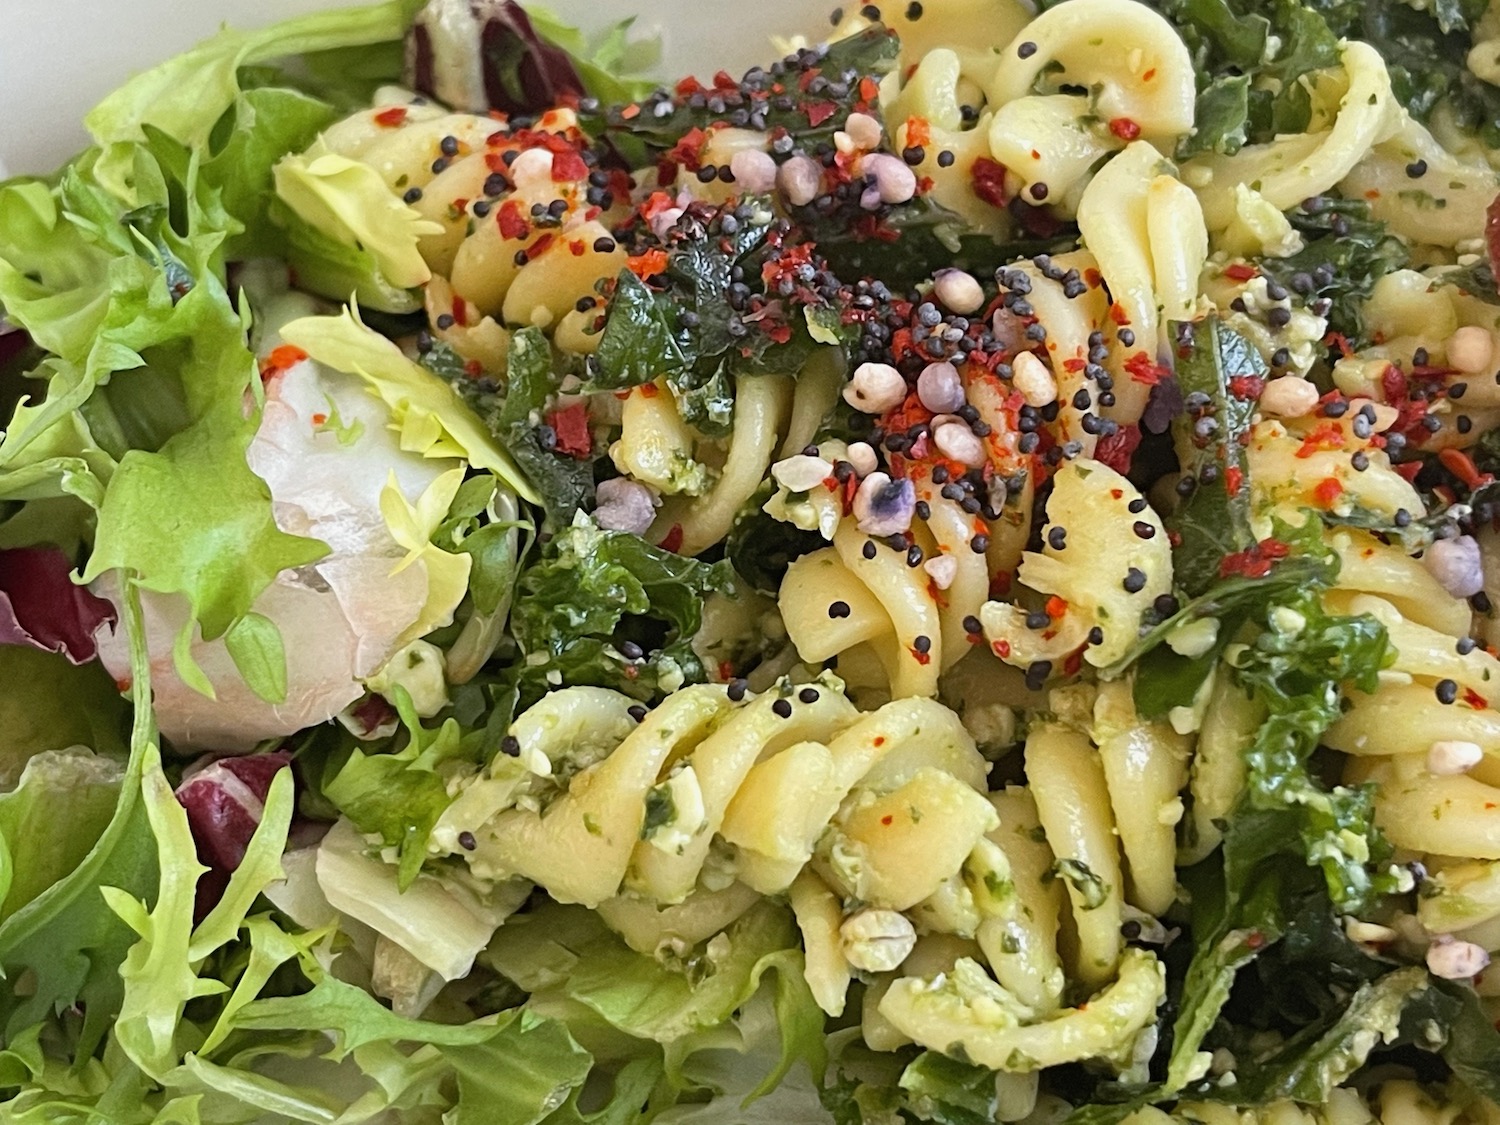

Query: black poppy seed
[1458,637,1478,654]
[772,698,793,718]
[620,640,644,660]
[727,679,749,702]
[1030,182,1049,201]
[906,0,923,16]
[483,173,508,196]
[471,200,491,217]
[1024,661,1051,690]
[1154,594,1180,617]
[970,534,990,553]
[830,5,843,23]
[913,634,932,654]
[1324,399,1349,418]
[902,144,926,165]
[1118,328,1136,347]
[1351,450,1369,471]
[863,540,878,559]
[1394,508,1412,527]
[1026,610,1051,630]
[915,500,932,520]
[1132,521,1156,539]
[1121,919,1142,940]
[439,134,459,156]
[963,615,983,635]
[513,249,529,265]
[1450,381,1468,399]
[1474,591,1493,613]
[1406,159,1428,178]
[435,313,455,330]
[1087,626,1105,645]
[628,704,648,722]
[430,157,449,174]
[1048,526,1067,549]
[1127,497,1147,513]
[860,3,880,17]
[1017,40,1037,57]
[1459,415,1474,434]
[799,687,821,704]
[1123,568,1147,593]
[1422,414,1443,433]
[500,735,521,757]
[937,150,955,168]
[1271,348,1291,367]
[829,601,852,619]
[402,186,423,204]
[1436,678,1459,705]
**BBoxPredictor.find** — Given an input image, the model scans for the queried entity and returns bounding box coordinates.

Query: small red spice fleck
[859,76,880,102]
[1314,477,1344,505]
[258,344,307,381]
[1124,352,1170,385]
[1394,460,1423,482]
[551,148,588,182]
[1109,304,1131,326]
[627,248,669,278]
[881,814,895,826]
[658,523,684,552]
[1224,263,1258,281]
[1045,595,1068,619]
[905,115,932,147]
[311,412,328,426]
[1110,489,1124,500]
[1464,687,1488,709]
[1142,67,1157,81]
[547,403,592,459]
[1219,538,1290,579]
[1107,117,1141,140]
[805,100,839,127]
[619,104,641,120]
[1227,375,1265,400]
[1440,447,1494,491]
[1296,421,1345,458]
[1224,466,1244,495]
[373,106,407,127]
[497,200,529,240]
[718,660,735,682]
[525,233,555,260]
[569,239,586,257]
[970,156,1010,208]
[451,295,469,327]
[1095,424,1142,474]
[638,382,660,398]
[910,646,934,666]
[992,639,1011,658]
[873,736,887,747]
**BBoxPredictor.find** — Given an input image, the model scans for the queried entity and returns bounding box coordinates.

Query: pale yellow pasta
[610,381,713,497]
[1342,118,1500,248]
[977,790,1067,1015]
[788,870,853,1017]
[1182,670,1263,865]
[1361,754,1500,860]
[987,94,1120,213]
[595,882,761,956]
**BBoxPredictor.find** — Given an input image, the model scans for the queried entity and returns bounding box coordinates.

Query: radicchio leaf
[405,0,586,116]
[176,750,292,916]
[0,547,117,664]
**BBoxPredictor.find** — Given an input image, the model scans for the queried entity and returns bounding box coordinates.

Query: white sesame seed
[1424,535,1485,599]
[843,362,908,413]
[932,420,986,467]
[1426,936,1491,980]
[1011,350,1057,408]
[932,269,984,314]
[728,148,777,195]
[843,112,883,151]
[777,155,823,207]
[1257,376,1319,419]
[1447,325,1494,376]
[917,361,966,413]
[771,454,835,493]
[1427,739,1484,776]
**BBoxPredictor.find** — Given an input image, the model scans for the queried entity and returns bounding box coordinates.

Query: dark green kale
[1259,197,1410,347]
[1164,319,1261,597]
[502,521,734,712]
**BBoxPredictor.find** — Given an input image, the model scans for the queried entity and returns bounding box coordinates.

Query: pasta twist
[276,89,631,369]
[1127,1083,1500,1125]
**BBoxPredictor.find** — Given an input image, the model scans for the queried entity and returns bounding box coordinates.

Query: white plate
[0,0,832,176]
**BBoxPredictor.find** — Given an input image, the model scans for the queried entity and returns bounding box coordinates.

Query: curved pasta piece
[978,789,1067,1015]
[1366,757,1500,860]
[473,684,734,906]
[987,94,1120,212]
[789,870,854,1017]
[1186,42,1402,230]
[1341,118,1500,248]
[987,0,1195,143]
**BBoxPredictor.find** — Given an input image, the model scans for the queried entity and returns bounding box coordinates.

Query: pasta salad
[2,0,1500,1121]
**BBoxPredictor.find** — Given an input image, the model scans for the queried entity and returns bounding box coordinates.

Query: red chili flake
[1224,263,1258,282]
[904,115,932,148]
[1246,930,1266,950]
[1394,460,1423,482]
[676,75,705,96]
[546,403,592,459]
[805,101,839,127]
[496,200,529,240]
[1314,477,1344,505]
[1110,489,1124,500]
[910,646,933,665]
[881,814,895,826]
[1440,447,1494,491]
[373,106,407,127]
[1045,596,1068,619]
[1095,424,1142,474]
[1325,331,1355,360]
[619,104,641,120]
[1109,304,1131,326]
[989,571,1013,598]
[623,663,640,680]
[258,344,307,381]
[1295,421,1345,458]
[658,523,684,553]
[525,233,554,261]
[1464,687,1489,709]
[992,639,1011,658]
[970,156,1010,208]
[1124,352,1170,385]
[638,382,659,398]
[1218,538,1290,579]
[1485,192,1500,289]
[873,736,887,748]
[627,248,669,278]
[551,148,588,182]
[1142,67,1157,81]
[660,126,709,181]
[858,76,880,103]
[451,295,469,327]
[1227,375,1265,401]
[1224,466,1244,495]
[564,239,584,257]
[1107,117,1141,140]
[1063,648,1083,677]
[311,412,328,426]
[718,659,735,681]
[464,359,483,378]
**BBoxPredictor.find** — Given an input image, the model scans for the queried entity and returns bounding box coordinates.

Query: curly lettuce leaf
[280,306,539,503]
